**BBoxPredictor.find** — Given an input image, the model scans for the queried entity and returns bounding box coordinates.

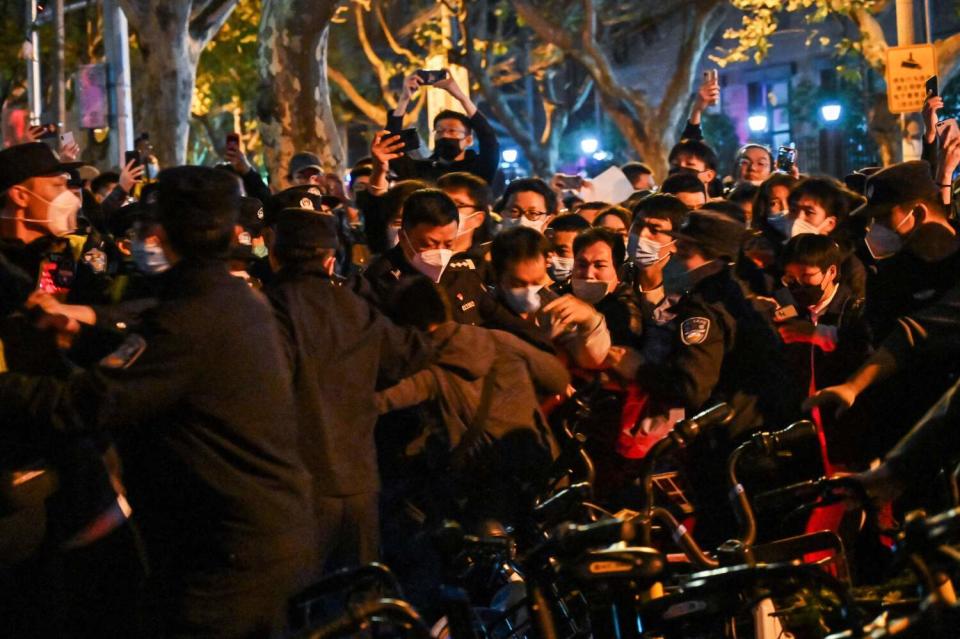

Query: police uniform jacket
[77,259,315,570]
[265,264,433,497]
[637,263,802,439]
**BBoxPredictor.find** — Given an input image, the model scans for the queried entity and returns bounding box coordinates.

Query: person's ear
[702,169,717,184]
[822,216,837,234]
[7,184,31,208]
[826,264,839,284]
[912,203,927,225]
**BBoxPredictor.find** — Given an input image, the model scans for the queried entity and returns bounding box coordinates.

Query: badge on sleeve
[680,317,710,345]
[100,334,147,369]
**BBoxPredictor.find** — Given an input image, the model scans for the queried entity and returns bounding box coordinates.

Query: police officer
[264,205,432,574]
[37,166,317,637]
[363,188,539,341]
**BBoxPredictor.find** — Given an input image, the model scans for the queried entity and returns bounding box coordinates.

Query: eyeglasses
[508,208,548,221]
[781,271,824,287]
[434,128,468,140]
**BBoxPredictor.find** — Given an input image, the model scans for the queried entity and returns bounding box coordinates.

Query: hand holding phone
[60,131,75,148]
[700,70,720,107]
[416,69,448,85]
[926,75,939,98]
[225,132,240,150]
[776,145,796,172]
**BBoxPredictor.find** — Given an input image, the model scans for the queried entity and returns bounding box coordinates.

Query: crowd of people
[2,70,960,638]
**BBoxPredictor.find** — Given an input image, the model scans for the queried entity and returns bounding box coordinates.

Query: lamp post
[819,102,844,178]
[580,137,599,155]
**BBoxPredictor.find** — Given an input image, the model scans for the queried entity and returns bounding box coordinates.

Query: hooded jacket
[375,322,569,452]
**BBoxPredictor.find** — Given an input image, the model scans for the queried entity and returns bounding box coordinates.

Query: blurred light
[820,103,842,122]
[501,148,518,164]
[580,137,599,155]
[747,114,768,132]
[592,151,610,161]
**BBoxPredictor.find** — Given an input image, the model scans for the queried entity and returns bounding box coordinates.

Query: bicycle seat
[562,546,666,588]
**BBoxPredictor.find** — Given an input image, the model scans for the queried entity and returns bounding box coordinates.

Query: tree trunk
[122,0,238,166]
[257,0,343,189]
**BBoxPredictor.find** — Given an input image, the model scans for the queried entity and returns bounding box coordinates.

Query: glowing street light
[501,148,518,163]
[747,114,768,133]
[820,103,842,123]
[580,137,600,155]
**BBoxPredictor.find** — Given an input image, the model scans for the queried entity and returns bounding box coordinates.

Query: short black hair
[390,277,452,330]
[547,213,591,233]
[498,177,557,215]
[736,143,774,166]
[787,176,862,221]
[630,194,689,232]
[276,246,336,267]
[660,171,707,196]
[621,161,653,182]
[383,179,431,225]
[491,226,551,278]
[157,166,240,259]
[577,201,608,214]
[574,227,626,266]
[349,164,373,182]
[781,233,844,272]
[437,171,492,211]
[401,188,459,230]
[432,110,473,135]
[91,171,120,195]
[668,139,719,171]
[754,173,797,225]
[701,200,746,226]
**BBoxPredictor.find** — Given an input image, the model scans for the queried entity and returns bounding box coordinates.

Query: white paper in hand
[578,166,635,205]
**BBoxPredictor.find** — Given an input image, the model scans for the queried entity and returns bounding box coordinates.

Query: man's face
[738,148,772,184]
[783,262,837,290]
[672,152,715,185]
[350,174,371,198]
[291,167,323,187]
[790,195,835,234]
[443,186,485,234]
[877,203,920,238]
[434,117,473,158]
[551,230,579,259]
[675,239,706,270]
[675,190,706,210]
[94,181,118,203]
[501,256,547,289]
[505,190,551,230]
[400,221,458,262]
[768,185,790,215]
[573,240,619,289]
[635,215,676,260]
[7,174,69,229]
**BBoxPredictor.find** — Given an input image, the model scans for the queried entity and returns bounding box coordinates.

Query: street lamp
[580,137,599,155]
[501,148,518,164]
[747,114,768,133]
[820,103,842,123]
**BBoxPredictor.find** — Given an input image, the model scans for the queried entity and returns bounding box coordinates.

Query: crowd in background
[2,69,960,638]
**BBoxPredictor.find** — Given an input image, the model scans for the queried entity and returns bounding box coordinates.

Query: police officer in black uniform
[11,166,318,638]
[264,206,432,575]
[362,188,541,343]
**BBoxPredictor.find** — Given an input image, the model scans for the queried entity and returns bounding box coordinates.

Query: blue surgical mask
[548,255,574,282]
[503,284,542,314]
[132,239,170,275]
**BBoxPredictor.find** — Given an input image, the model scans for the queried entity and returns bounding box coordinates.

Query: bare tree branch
[189,0,237,43]
[353,1,397,109]
[374,0,420,64]
[328,65,388,124]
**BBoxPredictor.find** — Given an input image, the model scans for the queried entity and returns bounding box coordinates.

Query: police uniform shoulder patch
[100,334,147,369]
[448,258,476,270]
[680,317,710,345]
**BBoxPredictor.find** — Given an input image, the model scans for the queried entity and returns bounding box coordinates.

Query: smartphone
[124,150,141,169]
[557,174,584,190]
[776,145,796,172]
[703,69,718,83]
[937,118,960,146]
[225,132,240,149]
[59,131,75,148]
[773,304,799,323]
[416,69,447,85]
[926,75,939,98]
[397,128,421,153]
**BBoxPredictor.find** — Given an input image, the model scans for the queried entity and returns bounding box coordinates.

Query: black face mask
[434,138,462,162]
[788,282,825,308]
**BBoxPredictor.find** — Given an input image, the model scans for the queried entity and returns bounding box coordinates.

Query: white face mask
[403,230,452,282]
[633,236,674,267]
[571,278,610,304]
[5,188,81,237]
[865,212,913,261]
[548,255,574,282]
[457,210,482,235]
[385,225,401,249]
[790,217,831,237]
[503,284,543,314]
[519,216,545,232]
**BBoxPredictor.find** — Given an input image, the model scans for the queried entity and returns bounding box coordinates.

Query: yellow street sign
[886,44,937,114]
